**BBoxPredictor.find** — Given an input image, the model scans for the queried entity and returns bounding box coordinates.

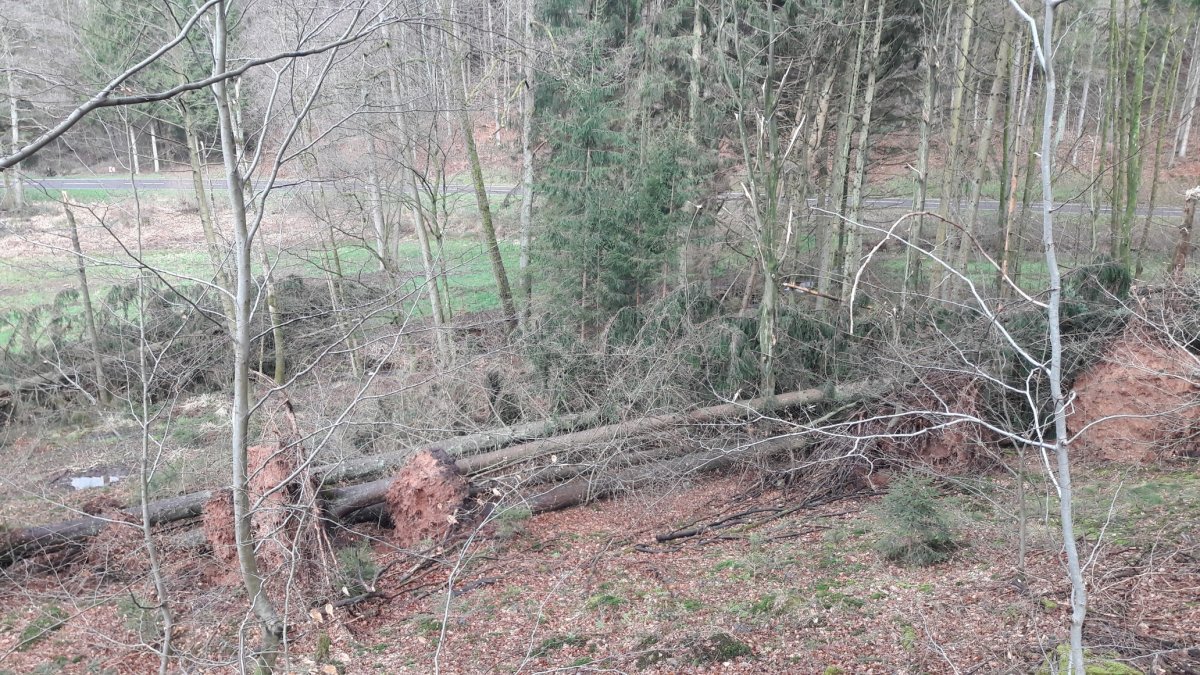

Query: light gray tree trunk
[1009,1,1087,671]
[210,1,283,668]
[385,21,452,363]
[127,120,140,174]
[1174,25,1200,164]
[63,194,109,405]
[905,34,937,309]
[150,120,161,173]
[180,98,236,335]
[1071,36,1096,166]
[4,40,23,209]
[1136,30,1183,278]
[817,0,869,310]
[955,15,1014,281]
[365,134,393,274]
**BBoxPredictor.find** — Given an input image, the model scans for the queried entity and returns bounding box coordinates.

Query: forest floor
[0,457,1196,674]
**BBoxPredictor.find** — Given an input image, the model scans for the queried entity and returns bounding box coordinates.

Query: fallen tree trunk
[1,491,213,564]
[524,435,804,512]
[324,384,874,522]
[2,382,872,563]
[457,382,875,475]
[0,411,601,563]
[317,409,601,483]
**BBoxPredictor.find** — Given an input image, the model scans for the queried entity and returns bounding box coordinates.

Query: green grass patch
[585,593,623,611]
[532,633,588,657]
[17,605,68,651]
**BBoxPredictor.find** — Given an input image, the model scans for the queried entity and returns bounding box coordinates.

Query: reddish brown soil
[385,448,469,548]
[1069,329,1200,462]
[1,466,1197,673]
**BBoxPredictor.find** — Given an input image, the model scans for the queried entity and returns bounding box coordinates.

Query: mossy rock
[1036,645,1142,674]
[689,632,752,664]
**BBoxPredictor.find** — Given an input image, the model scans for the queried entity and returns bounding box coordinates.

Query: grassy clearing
[0,235,521,351]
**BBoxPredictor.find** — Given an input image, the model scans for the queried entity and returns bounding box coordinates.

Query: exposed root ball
[1069,329,1200,462]
[201,488,237,564]
[84,511,144,580]
[386,448,469,547]
[246,444,300,573]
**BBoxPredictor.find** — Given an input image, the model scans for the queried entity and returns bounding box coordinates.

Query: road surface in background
[8,175,1187,219]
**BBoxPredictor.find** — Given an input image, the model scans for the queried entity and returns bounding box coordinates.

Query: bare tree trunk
[955,15,1014,284]
[442,0,518,331]
[1071,36,1096,166]
[63,194,109,405]
[688,0,703,141]
[4,41,24,209]
[320,191,360,378]
[1010,1,1087,671]
[150,120,161,173]
[180,99,236,335]
[385,22,452,363]
[365,134,394,275]
[906,35,937,308]
[127,120,141,175]
[933,0,978,299]
[841,0,886,305]
[1174,25,1200,164]
[1118,0,1153,269]
[518,0,535,325]
[210,2,283,668]
[131,194,173,675]
[818,0,869,310]
[1054,40,1076,149]
[1012,94,1044,290]
[1171,188,1199,283]
[1106,0,1126,257]
[998,41,1032,293]
[1135,32,1181,278]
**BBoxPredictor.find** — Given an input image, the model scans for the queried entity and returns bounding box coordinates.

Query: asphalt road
[13,175,1187,219]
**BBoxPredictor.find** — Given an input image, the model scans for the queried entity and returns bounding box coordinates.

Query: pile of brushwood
[3,272,1176,585]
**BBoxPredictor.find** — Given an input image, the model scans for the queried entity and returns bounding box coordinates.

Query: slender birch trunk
[1009,2,1088,671]
[1173,25,1200,164]
[127,120,140,175]
[3,40,23,209]
[211,2,283,668]
[150,120,161,173]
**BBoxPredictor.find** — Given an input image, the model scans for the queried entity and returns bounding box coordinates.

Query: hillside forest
[0,0,1199,672]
